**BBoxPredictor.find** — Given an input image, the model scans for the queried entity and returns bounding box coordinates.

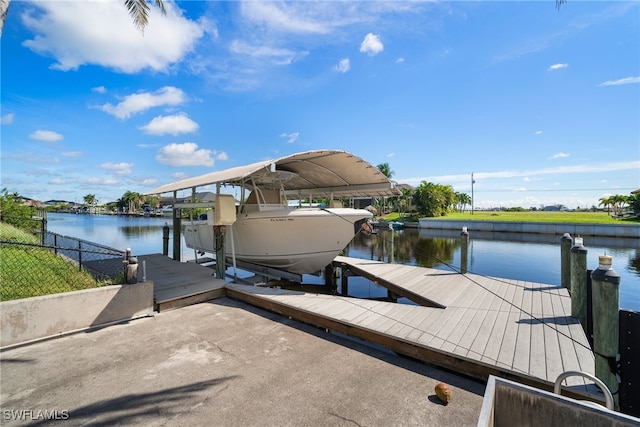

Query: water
[45,212,640,311]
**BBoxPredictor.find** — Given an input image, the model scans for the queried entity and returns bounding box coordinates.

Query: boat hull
[183,207,372,274]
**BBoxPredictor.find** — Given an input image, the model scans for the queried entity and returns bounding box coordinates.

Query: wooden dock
[226,256,596,398]
[137,253,597,400]
[139,254,226,312]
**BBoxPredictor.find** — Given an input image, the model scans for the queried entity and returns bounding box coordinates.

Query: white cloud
[29,130,63,142]
[534,130,543,135]
[279,132,299,144]
[92,86,107,94]
[1,113,14,125]
[229,40,307,65]
[335,58,350,73]
[599,76,640,86]
[85,176,121,186]
[99,87,187,120]
[20,0,204,73]
[62,151,83,157]
[100,162,133,175]
[396,57,405,64]
[239,1,331,34]
[548,63,568,71]
[550,152,570,159]
[50,177,75,185]
[141,113,199,136]
[403,161,640,186]
[156,142,215,167]
[360,33,383,56]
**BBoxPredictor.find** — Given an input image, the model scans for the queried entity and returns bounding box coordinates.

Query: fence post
[78,241,82,271]
[591,254,621,407]
[560,232,572,289]
[570,236,588,330]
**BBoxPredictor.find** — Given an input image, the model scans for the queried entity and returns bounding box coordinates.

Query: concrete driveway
[1,298,485,426]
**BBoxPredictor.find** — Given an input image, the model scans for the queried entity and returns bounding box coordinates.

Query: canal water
[45,212,639,311]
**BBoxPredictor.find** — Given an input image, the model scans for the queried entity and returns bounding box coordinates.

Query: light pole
[471,173,475,215]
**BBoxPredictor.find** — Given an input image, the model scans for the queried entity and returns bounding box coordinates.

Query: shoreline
[418,218,640,239]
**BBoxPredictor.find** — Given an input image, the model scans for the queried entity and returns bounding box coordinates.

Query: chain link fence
[1,223,127,301]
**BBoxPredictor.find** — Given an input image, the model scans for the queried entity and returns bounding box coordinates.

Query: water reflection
[120,225,166,238]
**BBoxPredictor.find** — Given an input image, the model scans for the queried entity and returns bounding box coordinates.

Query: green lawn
[0,222,103,301]
[386,211,638,224]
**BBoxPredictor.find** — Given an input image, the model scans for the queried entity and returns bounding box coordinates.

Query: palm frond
[124,0,166,33]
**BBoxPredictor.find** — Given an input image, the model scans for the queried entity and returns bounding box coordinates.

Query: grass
[382,211,639,224]
[0,221,103,301]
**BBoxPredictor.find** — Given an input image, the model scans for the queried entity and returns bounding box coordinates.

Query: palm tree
[1,0,165,37]
[598,196,613,215]
[455,192,472,213]
[376,163,394,179]
[376,163,394,215]
[83,193,97,214]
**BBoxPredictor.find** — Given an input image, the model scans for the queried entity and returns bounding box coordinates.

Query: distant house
[542,205,566,212]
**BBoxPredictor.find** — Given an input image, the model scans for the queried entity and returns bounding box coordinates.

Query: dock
[140,253,597,400]
[140,254,226,312]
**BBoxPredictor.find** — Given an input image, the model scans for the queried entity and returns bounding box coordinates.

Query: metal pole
[471,173,475,215]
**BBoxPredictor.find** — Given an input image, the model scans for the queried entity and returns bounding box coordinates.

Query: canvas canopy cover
[146,150,400,199]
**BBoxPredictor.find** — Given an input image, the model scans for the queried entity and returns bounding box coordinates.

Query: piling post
[172,208,181,261]
[389,223,395,264]
[560,233,572,289]
[591,255,621,406]
[215,225,226,280]
[162,223,170,256]
[570,237,588,330]
[460,227,469,274]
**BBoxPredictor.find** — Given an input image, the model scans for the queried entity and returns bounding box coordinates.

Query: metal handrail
[554,370,615,410]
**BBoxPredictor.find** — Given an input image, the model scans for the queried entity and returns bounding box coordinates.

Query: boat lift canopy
[146,150,401,199]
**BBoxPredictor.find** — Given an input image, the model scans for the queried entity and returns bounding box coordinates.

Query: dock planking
[225,255,596,399]
[139,254,226,311]
[139,253,597,400]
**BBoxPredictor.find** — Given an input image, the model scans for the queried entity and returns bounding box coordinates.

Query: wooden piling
[162,223,170,256]
[172,208,181,261]
[461,227,469,274]
[570,237,588,330]
[591,255,621,405]
[560,233,572,289]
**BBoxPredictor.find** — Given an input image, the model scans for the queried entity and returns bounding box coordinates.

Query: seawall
[418,219,640,239]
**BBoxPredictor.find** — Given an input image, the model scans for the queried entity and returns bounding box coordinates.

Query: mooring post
[172,208,181,261]
[560,232,572,289]
[162,223,170,256]
[570,236,588,330]
[215,225,226,280]
[591,255,621,406]
[389,223,395,264]
[460,226,469,274]
[341,268,350,296]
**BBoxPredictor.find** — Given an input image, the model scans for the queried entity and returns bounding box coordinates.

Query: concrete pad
[0,298,485,426]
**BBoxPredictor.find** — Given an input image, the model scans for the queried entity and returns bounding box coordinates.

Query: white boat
[147,150,399,275]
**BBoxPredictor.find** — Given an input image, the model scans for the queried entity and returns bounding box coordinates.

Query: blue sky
[1,0,638,209]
